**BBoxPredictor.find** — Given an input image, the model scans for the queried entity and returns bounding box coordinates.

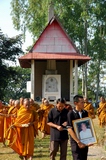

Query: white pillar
[74,60,78,95]
[31,60,35,99]
[70,60,73,101]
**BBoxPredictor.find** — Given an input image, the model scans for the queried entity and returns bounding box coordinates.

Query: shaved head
[23,99,30,110]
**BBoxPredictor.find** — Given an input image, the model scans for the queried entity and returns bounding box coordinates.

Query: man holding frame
[67,95,94,160]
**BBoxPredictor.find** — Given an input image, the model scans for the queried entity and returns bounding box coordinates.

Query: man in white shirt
[79,123,92,139]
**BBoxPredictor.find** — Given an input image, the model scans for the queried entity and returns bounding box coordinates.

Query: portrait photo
[73,117,97,145]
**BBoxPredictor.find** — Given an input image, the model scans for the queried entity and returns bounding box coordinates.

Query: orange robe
[38,104,54,134]
[4,106,17,140]
[9,106,18,124]
[0,105,9,143]
[6,107,38,158]
[84,102,95,119]
[7,106,17,124]
[97,102,106,127]
[0,108,4,142]
[30,103,40,112]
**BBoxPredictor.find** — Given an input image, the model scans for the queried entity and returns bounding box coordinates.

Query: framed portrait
[73,117,97,145]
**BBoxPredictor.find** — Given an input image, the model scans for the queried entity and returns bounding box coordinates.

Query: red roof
[19,17,91,68]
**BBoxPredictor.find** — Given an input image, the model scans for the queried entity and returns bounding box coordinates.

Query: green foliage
[3,66,30,102]
[10,0,49,38]
[10,0,106,98]
[0,30,23,61]
[0,30,23,100]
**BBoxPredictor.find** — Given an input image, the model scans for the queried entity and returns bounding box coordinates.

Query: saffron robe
[97,102,106,127]
[38,104,54,134]
[84,102,95,119]
[0,108,4,142]
[4,106,17,140]
[30,102,40,112]
[6,107,38,158]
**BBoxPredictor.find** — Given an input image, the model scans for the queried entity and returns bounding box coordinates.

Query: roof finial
[48,1,54,22]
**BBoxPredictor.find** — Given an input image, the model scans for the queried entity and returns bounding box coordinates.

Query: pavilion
[19,16,90,101]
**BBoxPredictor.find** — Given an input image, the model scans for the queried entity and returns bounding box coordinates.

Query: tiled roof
[19,16,91,68]
[19,52,91,68]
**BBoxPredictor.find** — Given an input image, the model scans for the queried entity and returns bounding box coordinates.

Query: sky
[0,0,33,52]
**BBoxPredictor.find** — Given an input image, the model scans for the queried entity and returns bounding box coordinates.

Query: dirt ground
[88,145,106,160]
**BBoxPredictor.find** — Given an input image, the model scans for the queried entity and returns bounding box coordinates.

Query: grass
[0,132,72,160]
[0,116,106,160]
[34,136,72,160]
[92,116,105,146]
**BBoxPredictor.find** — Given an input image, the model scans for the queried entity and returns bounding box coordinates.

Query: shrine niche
[46,77,58,92]
[42,75,61,101]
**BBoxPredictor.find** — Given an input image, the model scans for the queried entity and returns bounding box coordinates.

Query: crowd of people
[0,98,54,160]
[0,95,105,160]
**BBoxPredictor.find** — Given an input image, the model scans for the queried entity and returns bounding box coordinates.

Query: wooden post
[70,60,73,101]
[74,60,78,95]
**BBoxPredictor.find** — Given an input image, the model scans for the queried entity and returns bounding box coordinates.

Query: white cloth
[78,112,82,118]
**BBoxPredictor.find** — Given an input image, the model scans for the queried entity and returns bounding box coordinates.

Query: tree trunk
[84,20,88,97]
[96,59,100,103]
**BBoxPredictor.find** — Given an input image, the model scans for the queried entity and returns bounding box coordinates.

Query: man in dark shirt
[67,95,93,160]
[47,98,68,160]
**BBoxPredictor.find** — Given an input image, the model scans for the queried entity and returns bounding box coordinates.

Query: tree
[10,0,87,40]
[3,66,30,102]
[10,0,49,39]
[88,0,106,102]
[10,0,106,100]
[0,29,23,100]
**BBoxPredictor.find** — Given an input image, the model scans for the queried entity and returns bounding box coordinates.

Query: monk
[3,99,19,142]
[97,97,106,127]
[0,101,5,144]
[14,100,20,110]
[8,99,13,107]
[6,98,38,160]
[38,99,54,138]
[12,100,15,107]
[0,102,9,146]
[0,101,10,144]
[20,97,24,108]
[84,97,95,119]
[29,98,40,111]
[7,99,17,124]
[40,97,46,108]
[11,100,20,123]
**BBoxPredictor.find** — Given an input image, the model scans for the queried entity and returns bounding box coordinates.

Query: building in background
[19,17,90,101]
